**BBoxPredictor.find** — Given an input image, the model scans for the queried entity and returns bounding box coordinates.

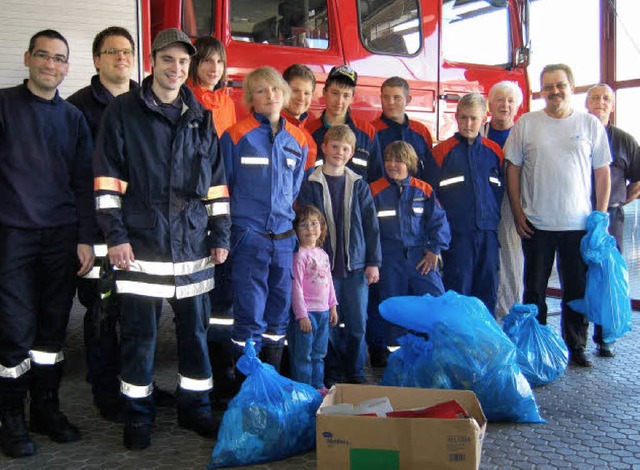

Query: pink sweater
[291,247,338,320]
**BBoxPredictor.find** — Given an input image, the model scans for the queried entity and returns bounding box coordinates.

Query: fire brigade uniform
[220,113,307,366]
[94,77,231,428]
[428,133,504,315]
[67,75,140,416]
[369,175,450,346]
[0,81,94,454]
[307,110,383,182]
[282,108,317,171]
[371,113,434,181]
[188,79,236,138]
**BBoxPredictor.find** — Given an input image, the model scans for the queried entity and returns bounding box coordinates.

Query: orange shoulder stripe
[409,177,433,198]
[226,116,260,146]
[369,177,391,198]
[94,176,127,194]
[284,120,308,149]
[353,117,376,140]
[408,120,434,147]
[481,137,505,165]
[305,117,324,135]
[370,117,387,132]
[431,136,458,167]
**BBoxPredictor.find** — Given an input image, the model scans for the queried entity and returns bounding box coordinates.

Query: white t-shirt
[504,110,611,231]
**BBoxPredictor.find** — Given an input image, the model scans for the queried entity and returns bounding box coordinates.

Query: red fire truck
[143,0,531,141]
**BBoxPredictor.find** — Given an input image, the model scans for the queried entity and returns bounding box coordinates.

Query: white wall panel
[0,0,141,97]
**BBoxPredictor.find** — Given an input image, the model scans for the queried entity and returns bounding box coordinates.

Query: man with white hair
[585,83,640,357]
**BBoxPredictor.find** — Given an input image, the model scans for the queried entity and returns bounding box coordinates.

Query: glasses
[298,221,321,230]
[100,48,134,56]
[542,82,570,92]
[31,51,67,65]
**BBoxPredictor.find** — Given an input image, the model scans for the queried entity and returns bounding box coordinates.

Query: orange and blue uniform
[188,80,237,136]
[281,108,317,171]
[427,133,504,315]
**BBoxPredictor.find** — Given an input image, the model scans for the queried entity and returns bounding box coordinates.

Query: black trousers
[522,227,588,352]
[0,225,77,399]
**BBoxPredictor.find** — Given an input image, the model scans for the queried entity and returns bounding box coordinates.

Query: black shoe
[177,413,219,439]
[597,342,615,358]
[369,348,388,368]
[0,406,37,458]
[152,384,175,408]
[123,422,151,450]
[570,349,593,367]
[30,392,81,443]
[95,396,124,423]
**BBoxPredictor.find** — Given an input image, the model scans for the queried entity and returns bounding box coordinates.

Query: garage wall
[0,0,141,98]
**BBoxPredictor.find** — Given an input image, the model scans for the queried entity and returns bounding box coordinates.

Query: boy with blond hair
[298,124,381,385]
[220,66,307,371]
[427,92,504,315]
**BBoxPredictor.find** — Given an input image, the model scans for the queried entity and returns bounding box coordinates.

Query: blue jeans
[325,270,368,382]
[287,310,329,388]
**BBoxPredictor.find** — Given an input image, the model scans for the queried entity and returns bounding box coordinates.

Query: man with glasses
[94,28,230,450]
[67,26,139,424]
[505,63,611,367]
[585,83,640,358]
[0,29,94,458]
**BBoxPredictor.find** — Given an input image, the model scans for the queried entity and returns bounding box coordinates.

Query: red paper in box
[358,400,469,419]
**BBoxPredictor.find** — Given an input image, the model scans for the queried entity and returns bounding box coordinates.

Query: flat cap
[151,28,196,55]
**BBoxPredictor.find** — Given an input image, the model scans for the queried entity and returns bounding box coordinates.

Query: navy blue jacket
[307,111,383,183]
[607,124,640,207]
[371,114,434,181]
[428,133,504,234]
[94,76,231,299]
[0,82,94,243]
[68,75,139,140]
[297,167,382,272]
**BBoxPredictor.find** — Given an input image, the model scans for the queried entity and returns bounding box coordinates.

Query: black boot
[259,344,285,373]
[30,390,81,443]
[123,422,152,450]
[0,403,36,458]
[177,412,219,439]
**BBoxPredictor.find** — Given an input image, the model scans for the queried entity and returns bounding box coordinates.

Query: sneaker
[597,342,615,358]
[123,422,151,450]
[177,413,219,439]
[569,349,593,367]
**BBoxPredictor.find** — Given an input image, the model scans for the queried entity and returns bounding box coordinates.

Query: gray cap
[151,28,196,55]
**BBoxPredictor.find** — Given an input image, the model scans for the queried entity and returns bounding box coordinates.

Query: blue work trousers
[287,310,329,389]
[325,270,368,382]
[230,227,294,353]
[442,230,499,315]
[119,293,211,424]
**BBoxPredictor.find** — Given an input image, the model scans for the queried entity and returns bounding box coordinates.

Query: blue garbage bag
[568,211,632,343]
[379,291,544,423]
[208,341,322,468]
[502,303,568,387]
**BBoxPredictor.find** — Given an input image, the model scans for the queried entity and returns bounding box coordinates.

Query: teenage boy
[220,67,307,372]
[307,65,383,182]
[371,76,434,181]
[282,63,318,170]
[298,124,381,385]
[427,92,504,315]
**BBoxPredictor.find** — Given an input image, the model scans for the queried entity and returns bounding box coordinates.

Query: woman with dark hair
[188,36,236,136]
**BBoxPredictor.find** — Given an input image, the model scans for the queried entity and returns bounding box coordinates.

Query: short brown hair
[540,63,575,87]
[381,76,410,95]
[294,205,328,247]
[323,124,356,150]
[283,64,316,91]
[384,141,418,176]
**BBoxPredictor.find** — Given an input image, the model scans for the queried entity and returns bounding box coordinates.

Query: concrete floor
[1,299,639,469]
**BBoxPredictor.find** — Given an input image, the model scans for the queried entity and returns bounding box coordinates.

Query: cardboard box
[316,384,486,470]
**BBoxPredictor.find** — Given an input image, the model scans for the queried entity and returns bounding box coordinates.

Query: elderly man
[585,83,640,357]
[505,64,611,367]
[0,29,94,458]
[94,28,231,449]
